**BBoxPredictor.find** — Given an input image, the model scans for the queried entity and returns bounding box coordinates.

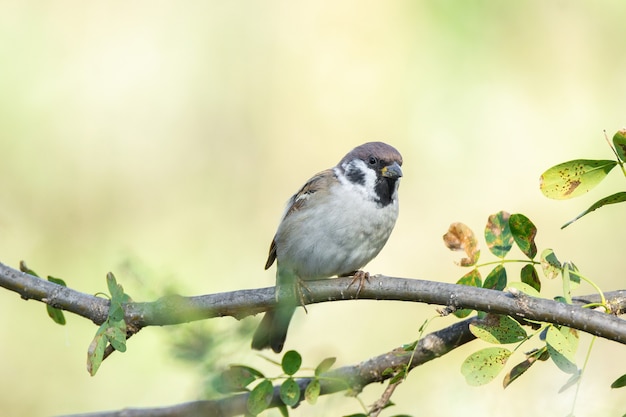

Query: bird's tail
[251,305,296,353]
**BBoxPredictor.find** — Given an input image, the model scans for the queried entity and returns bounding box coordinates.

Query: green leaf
[107,302,125,323]
[389,369,407,384]
[46,276,68,325]
[107,272,132,303]
[483,265,507,291]
[454,269,482,318]
[19,264,68,325]
[453,309,473,319]
[509,214,537,259]
[457,268,482,287]
[19,261,39,277]
[305,378,321,404]
[106,272,123,300]
[612,129,626,162]
[611,373,626,388]
[105,320,127,352]
[502,347,549,388]
[507,281,540,298]
[469,315,527,344]
[461,347,512,386]
[247,380,274,415]
[86,325,108,376]
[540,159,617,200]
[540,249,561,280]
[46,304,66,325]
[281,350,302,376]
[546,326,578,374]
[561,192,626,229]
[314,357,336,376]
[279,377,301,407]
[47,275,67,287]
[484,211,514,258]
[217,365,261,393]
[520,264,541,293]
[106,272,131,323]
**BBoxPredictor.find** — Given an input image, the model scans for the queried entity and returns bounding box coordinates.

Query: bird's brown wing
[264,168,336,270]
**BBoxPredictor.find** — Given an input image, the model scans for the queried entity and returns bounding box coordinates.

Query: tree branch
[61,318,478,417]
[1,261,625,344]
[3,259,625,417]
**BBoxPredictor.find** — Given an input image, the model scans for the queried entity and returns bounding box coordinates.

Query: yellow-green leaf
[470,314,527,344]
[217,365,261,393]
[540,159,617,200]
[461,347,512,386]
[314,357,336,376]
[305,379,321,404]
[86,325,108,376]
[546,326,578,374]
[279,377,300,407]
[507,281,540,298]
[540,249,561,280]
[247,380,274,415]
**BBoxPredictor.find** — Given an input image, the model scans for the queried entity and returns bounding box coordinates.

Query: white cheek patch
[335,161,380,203]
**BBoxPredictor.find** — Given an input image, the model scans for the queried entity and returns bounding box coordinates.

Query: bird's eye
[368,156,378,166]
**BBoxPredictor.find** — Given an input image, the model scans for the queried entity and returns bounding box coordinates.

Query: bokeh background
[1,1,625,416]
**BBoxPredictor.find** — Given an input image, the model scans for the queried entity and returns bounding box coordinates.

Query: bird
[251,141,403,353]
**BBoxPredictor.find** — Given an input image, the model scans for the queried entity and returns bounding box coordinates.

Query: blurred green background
[1,1,625,416]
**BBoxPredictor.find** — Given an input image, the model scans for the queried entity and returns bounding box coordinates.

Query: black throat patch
[375,177,397,207]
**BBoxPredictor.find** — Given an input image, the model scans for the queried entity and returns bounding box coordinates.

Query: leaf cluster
[443,209,626,394]
[86,273,132,376]
[214,350,336,416]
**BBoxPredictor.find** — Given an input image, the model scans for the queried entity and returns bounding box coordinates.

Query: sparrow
[251,142,403,353]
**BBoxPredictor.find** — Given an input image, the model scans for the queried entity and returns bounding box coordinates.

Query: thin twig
[369,379,402,417]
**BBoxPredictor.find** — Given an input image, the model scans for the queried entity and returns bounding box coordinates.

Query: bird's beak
[381,162,403,179]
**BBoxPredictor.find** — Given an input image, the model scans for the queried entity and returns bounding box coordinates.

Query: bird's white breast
[274,167,399,280]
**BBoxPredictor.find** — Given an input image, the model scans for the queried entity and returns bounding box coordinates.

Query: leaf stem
[475,259,540,269]
[405,315,439,379]
[569,336,596,416]
[568,270,608,311]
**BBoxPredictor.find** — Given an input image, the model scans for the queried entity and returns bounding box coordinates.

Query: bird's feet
[294,277,311,314]
[346,270,370,297]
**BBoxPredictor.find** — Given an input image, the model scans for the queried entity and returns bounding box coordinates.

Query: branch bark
[1,261,624,343]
